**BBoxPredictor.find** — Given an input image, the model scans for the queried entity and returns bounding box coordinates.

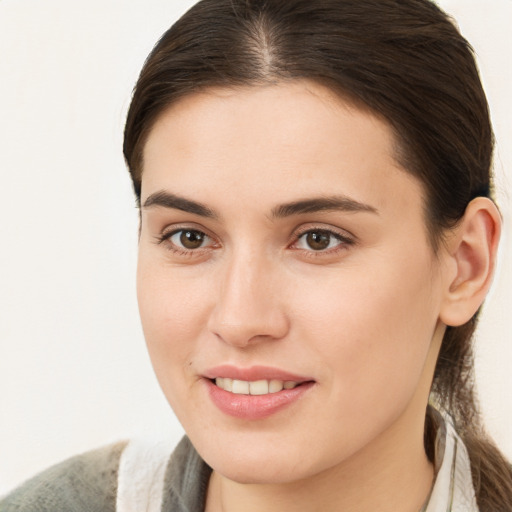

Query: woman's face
[137,81,449,483]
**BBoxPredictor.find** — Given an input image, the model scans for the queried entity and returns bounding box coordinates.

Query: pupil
[180,230,204,249]
[306,231,330,250]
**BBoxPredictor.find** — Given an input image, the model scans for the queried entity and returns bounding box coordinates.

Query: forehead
[143,81,394,161]
[141,81,425,219]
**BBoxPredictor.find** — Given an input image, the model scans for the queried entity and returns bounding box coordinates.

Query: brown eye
[165,229,210,250]
[179,230,205,249]
[294,229,352,253]
[305,231,331,250]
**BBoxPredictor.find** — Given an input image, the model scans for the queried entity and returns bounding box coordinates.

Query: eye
[294,229,352,252]
[161,228,213,251]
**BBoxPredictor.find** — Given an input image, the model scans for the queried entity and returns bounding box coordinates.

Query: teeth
[223,378,233,392]
[215,378,299,395]
[232,379,249,394]
[249,380,269,395]
[269,379,284,393]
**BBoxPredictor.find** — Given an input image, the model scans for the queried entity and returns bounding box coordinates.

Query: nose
[207,250,289,347]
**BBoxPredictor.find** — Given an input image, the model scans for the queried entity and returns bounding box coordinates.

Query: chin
[212,457,310,485]
[190,430,332,485]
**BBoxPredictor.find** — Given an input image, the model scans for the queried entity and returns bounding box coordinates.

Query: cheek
[136,254,212,389]
[137,245,215,329]
[290,253,439,414]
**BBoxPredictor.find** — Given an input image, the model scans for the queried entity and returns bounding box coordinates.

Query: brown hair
[123,0,512,509]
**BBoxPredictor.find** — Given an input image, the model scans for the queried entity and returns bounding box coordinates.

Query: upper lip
[203,365,313,383]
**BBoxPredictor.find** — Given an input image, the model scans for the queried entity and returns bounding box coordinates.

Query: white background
[0,0,511,495]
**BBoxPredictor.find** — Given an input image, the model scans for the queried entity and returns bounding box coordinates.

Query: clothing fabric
[0,436,211,512]
[1,413,477,512]
[421,411,478,511]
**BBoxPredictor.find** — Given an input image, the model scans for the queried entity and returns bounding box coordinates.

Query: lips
[203,365,315,419]
[203,364,311,382]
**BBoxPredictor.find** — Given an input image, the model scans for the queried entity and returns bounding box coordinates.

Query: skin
[136,81,484,512]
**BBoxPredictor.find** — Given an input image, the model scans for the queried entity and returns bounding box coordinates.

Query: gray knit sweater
[0,436,211,512]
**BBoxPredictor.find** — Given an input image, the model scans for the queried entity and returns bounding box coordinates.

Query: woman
[2,0,511,511]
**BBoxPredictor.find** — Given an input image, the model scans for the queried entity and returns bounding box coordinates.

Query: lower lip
[205,379,315,420]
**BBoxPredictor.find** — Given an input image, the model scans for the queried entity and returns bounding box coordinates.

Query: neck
[205,409,434,512]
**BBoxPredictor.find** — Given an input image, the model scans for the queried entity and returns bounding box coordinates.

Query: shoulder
[0,441,127,512]
[0,436,211,512]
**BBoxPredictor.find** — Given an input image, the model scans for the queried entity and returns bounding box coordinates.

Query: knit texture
[1,441,126,512]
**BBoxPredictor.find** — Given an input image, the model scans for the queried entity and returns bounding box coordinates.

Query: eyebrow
[271,196,378,218]
[142,191,378,220]
[142,191,218,219]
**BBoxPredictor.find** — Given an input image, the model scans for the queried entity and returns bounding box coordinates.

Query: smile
[204,367,315,420]
[214,378,299,395]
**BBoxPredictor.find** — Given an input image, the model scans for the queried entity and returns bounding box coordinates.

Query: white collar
[423,411,479,512]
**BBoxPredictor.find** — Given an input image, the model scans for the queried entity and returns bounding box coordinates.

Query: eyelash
[155,226,355,257]
[290,227,355,257]
[156,227,216,257]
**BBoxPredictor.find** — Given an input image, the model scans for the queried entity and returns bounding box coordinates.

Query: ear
[439,197,501,327]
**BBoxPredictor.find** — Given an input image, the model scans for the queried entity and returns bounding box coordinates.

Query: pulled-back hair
[123,1,512,509]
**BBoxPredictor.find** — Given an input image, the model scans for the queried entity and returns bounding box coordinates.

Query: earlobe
[440,197,501,327]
